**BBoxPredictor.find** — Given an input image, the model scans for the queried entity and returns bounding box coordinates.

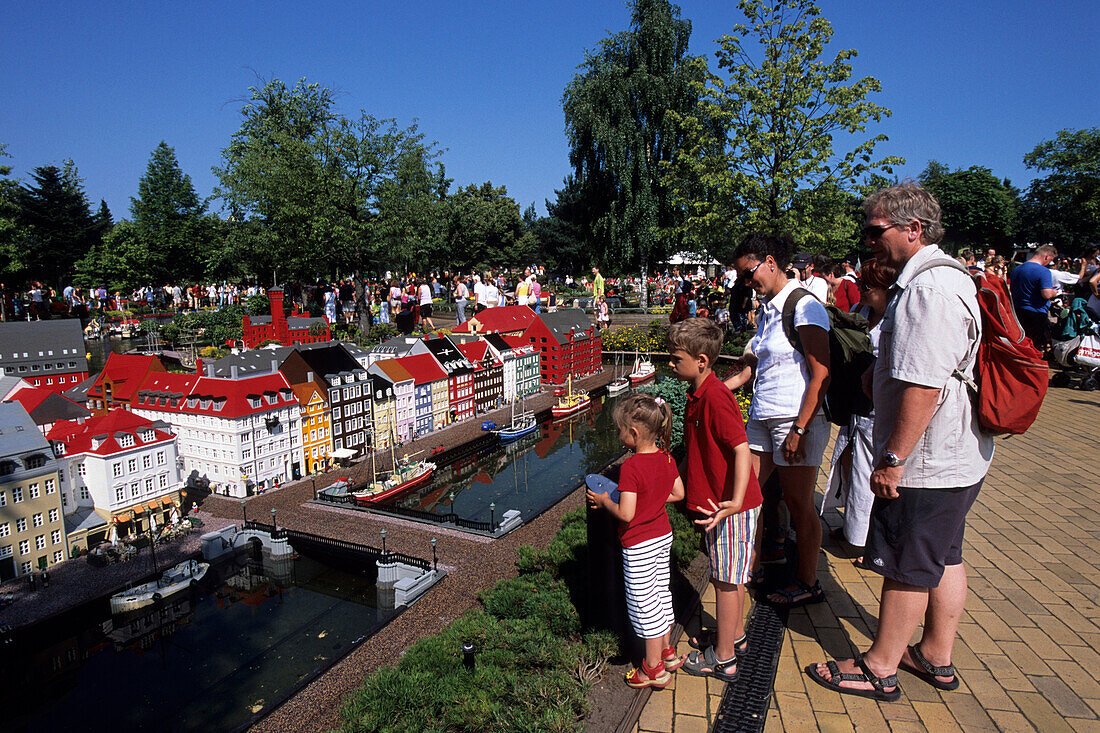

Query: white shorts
[747,414,830,467]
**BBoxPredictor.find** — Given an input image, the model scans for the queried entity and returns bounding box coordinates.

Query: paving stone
[986,709,1039,732]
[673,670,708,713]
[672,713,709,733]
[911,700,960,730]
[1009,690,1077,733]
[957,666,1019,711]
[1031,675,1098,719]
[638,687,674,733]
[814,711,856,732]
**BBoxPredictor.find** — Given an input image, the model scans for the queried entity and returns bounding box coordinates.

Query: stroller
[1050,296,1100,391]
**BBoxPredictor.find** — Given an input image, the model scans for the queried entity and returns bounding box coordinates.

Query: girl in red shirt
[587,393,685,689]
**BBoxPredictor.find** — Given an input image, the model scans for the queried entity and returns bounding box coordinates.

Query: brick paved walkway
[635,384,1100,732]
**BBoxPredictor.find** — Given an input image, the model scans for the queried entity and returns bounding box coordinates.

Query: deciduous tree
[665,0,902,252]
[1019,128,1100,253]
[919,161,1018,252]
[562,0,703,302]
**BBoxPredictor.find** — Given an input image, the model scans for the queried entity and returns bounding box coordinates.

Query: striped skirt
[622,533,675,639]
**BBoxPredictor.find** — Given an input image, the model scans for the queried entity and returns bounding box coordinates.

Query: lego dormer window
[141,430,155,442]
[119,434,135,448]
[24,455,46,470]
[0,461,15,476]
[266,394,277,405]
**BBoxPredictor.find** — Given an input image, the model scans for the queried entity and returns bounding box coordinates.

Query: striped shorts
[622,533,675,639]
[706,507,760,585]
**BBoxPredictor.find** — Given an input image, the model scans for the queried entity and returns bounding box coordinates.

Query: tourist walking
[454,275,469,324]
[586,393,684,690]
[807,182,993,701]
[1009,244,1059,354]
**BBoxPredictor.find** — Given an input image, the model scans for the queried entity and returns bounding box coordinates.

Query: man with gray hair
[807,182,994,701]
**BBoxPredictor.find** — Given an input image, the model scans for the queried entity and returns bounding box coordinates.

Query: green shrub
[367,322,400,345]
[245,293,269,315]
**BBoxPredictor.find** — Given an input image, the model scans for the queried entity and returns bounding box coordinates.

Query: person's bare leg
[780,465,822,586]
[749,451,772,575]
[713,580,745,662]
[811,577,926,690]
[899,562,966,682]
[644,636,665,670]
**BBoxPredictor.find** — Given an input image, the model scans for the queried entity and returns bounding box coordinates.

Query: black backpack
[782,288,875,426]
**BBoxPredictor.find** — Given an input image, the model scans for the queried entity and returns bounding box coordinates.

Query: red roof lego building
[87,353,167,415]
[241,287,331,349]
[48,409,174,457]
[453,307,601,385]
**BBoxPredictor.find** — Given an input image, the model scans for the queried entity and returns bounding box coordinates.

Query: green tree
[665,0,902,251]
[919,161,1018,252]
[444,182,532,272]
[17,164,98,288]
[0,144,23,286]
[529,176,593,274]
[1019,128,1100,253]
[214,78,443,328]
[562,0,704,302]
[131,141,209,281]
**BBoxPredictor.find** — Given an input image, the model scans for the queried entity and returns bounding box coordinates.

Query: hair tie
[653,397,665,405]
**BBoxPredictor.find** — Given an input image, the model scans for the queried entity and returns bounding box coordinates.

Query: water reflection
[390,392,627,525]
[2,547,388,732]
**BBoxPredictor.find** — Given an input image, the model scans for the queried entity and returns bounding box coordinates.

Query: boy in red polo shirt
[668,318,762,681]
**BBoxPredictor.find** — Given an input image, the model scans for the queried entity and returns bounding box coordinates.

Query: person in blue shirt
[1009,244,1058,353]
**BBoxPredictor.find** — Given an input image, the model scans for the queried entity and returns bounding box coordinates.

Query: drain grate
[711,600,789,732]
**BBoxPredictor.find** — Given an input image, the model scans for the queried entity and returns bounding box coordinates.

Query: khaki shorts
[747,414,829,467]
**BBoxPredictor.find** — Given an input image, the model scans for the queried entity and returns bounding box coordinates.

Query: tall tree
[562,0,703,301]
[0,144,23,285]
[444,182,532,272]
[919,161,1018,252]
[17,164,98,288]
[1019,128,1100,253]
[131,141,208,281]
[665,0,902,251]
[529,176,593,274]
[214,78,443,330]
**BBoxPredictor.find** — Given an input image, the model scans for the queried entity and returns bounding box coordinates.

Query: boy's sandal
[688,629,749,657]
[804,654,902,702]
[899,644,960,691]
[682,645,739,682]
[626,659,671,689]
[765,579,825,608]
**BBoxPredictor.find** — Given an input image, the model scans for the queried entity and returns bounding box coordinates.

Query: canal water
[3,550,390,733]
[387,388,651,528]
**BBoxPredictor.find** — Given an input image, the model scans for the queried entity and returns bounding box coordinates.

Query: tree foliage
[1019,128,1100,253]
[16,163,100,287]
[919,161,1018,252]
[664,0,902,253]
[444,182,533,273]
[213,77,445,284]
[562,0,704,289]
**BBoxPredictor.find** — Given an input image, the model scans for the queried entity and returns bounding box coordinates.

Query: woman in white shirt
[821,258,896,564]
[453,275,469,324]
[724,233,831,608]
[418,280,435,332]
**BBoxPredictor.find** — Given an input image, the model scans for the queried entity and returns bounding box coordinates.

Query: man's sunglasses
[861,222,903,240]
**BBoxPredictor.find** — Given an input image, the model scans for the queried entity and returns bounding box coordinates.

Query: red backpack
[910,259,1048,435]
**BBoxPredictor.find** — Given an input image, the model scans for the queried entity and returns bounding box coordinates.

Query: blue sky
[4,1,1097,221]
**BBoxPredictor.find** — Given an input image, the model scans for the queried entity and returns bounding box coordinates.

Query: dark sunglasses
[740,261,764,281]
[861,222,903,240]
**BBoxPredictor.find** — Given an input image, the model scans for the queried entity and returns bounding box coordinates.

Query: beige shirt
[872,245,994,488]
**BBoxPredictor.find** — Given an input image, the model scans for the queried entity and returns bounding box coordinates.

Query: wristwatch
[883,450,905,467]
[791,424,806,436]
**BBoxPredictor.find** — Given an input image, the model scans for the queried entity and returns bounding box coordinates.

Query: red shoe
[626,659,671,689]
[662,646,684,672]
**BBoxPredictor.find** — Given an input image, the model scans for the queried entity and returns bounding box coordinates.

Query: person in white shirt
[483,272,501,308]
[793,253,830,302]
[472,275,487,313]
[723,233,831,609]
[454,275,470,324]
[418,280,435,332]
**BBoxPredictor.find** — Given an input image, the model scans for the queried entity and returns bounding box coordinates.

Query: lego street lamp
[489,502,496,531]
[240,499,247,524]
[380,528,387,555]
[270,508,276,530]
[431,537,437,572]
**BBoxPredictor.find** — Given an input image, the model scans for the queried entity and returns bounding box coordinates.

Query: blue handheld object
[585,474,620,503]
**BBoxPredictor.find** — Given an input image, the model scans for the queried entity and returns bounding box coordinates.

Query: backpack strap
[904,258,980,392]
[781,287,814,355]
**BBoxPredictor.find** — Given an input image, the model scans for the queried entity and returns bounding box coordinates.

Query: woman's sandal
[805,654,902,702]
[765,579,825,608]
[688,629,749,657]
[682,645,739,682]
[898,643,960,691]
